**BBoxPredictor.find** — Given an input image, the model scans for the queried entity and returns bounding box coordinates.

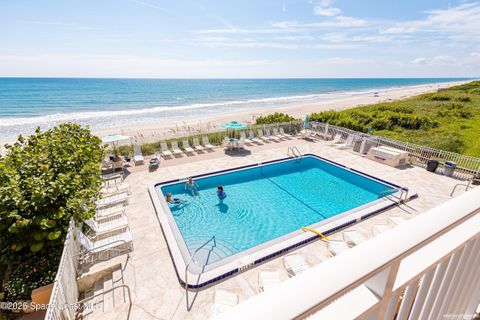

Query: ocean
[0,78,469,142]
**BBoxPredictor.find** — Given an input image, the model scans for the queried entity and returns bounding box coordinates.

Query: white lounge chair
[283,254,309,277]
[335,134,355,150]
[327,240,350,256]
[279,127,292,138]
[318,124,331,140]
[266,128,280,141]
[272,128,284,139]
[249,130,263,144]
[182,140,195,153]
[160,142,173,158]
[328,134,343,146]
[300,129,317,140]
[258,271,281,292]
[78,229,133,257]
[96,203,126,219]
[85,213,128,235]
[240,131,253,144]
[96,192,129,208]
[101,182,130,196]
[202,137,214,150]
[343,230,368,247]
[192,137,204,151]
[171,141,183,155]
[257,129,271,142]
[133,145,144,165]
[211,289,239,317]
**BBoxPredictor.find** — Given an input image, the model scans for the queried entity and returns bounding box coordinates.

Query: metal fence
[45,221,79,320]
[310,121,480,180]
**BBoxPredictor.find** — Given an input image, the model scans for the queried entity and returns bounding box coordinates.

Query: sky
[1,0,480,78]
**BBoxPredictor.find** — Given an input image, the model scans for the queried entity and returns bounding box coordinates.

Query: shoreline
[92,80,470,145]
[0,80,473,146]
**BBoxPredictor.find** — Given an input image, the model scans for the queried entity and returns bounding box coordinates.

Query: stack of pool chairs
[77,173,134,270]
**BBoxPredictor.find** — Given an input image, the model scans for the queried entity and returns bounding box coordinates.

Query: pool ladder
[379,188,407,204]
[184,235,217,311]
[288,146,303,160]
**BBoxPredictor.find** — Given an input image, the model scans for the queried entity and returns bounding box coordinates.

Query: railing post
[369,260,401,319]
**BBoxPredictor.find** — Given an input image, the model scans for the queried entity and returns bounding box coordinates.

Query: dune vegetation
[309,81,480,156]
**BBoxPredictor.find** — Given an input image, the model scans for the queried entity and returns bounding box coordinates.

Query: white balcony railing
[221,187,480,320]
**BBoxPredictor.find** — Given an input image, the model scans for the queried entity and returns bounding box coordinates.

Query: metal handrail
[76,284,132,320]
[287,146,302,159]
[184,235,217,310]
[379,188,405,204]
[450,178,476,196]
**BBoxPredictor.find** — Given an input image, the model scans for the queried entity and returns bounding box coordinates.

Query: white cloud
[412,57,428,65]
[432,55,457,65]
[472,52,480,58]
[276,35,316,41]
[314,7,342,16]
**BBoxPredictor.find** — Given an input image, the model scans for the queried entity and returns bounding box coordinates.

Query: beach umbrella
[221,121,248,138]
[101,134,130,154]
[303,115,310,129]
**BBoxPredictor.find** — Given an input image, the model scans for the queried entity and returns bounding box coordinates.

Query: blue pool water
[159,156,394,263]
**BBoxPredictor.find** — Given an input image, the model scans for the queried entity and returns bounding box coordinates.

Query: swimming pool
[150,154,405,287]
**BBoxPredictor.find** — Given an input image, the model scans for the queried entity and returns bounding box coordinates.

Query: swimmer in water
[185,177,199,195]
[217,185,227,200]
[165,192,185,204]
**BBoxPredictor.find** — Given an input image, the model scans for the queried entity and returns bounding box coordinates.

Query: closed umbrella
[303,115,310,130]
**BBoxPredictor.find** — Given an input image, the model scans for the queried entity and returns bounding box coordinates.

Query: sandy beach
[91,80,471,145]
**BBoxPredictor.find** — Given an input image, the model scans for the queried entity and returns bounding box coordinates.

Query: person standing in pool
[217,185,227,200]
[165,192,185,204]
[185,177,199,195]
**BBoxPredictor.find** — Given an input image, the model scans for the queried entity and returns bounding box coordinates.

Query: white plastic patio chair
[192,137,204,151]
[328,134,343,145]
[133,145,144,165]
[240,131,252,144]
[258,271,281,292]
[160,142,173,157]
[265,128,279,141]
[85,213,128,235]
[343,230,368,247]
[249,130,263,143]
[95,203,126,219]
[327,240,350,256]
[202,137,214,149]
[78,229,133,255]
[95,192,129,208]
[101,182,130,196]
[211,289,239,318]
[279,127,292,138]
[283,254,309,277]
[336,134,355,150]
[182,140,195,153]
[257,129,270,142]
[272,127,284,139]
[171,141,182,155]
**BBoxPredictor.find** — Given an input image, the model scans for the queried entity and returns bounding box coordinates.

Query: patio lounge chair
[112,160,125,172]
[300,129,317,140]
[335,134,355,150]
[327,240,350,256]
[279,127,292,138]
[211,289,239,317]
[160,142,173,158]
[343,230,368,247]
[96,192,129,208]
[240,131,253,144]
[133,145,144,165]
[317,124,332,140]
[258,271,281,292]
[272,128,284,139]
[266,128,280,141]
[202,137,214,150]
[182,140,195,153]
[171,141,183,155]
[249,130,263,144]
[78,229,133,264]
[95,203,126,219]
[328,134,343,146]
[283,254,309,277]
[101,181,130,196]
[85,212,128,235]
[257,129,271,142]
[192,137,204,151]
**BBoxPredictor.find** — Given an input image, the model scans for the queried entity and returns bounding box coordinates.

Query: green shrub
[456,96,471,103]
[255,112,299,125]
[423,93,452,101]
[0,123,103,289]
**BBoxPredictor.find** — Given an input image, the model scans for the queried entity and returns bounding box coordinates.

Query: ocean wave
[0,92,330,127]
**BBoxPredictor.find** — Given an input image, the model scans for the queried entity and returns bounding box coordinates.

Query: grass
[309,81,480,157]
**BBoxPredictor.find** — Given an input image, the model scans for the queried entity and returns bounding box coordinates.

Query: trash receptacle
[444,161,456,177]
[426,159,439,172]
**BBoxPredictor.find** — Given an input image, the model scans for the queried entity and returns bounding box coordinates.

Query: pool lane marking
[259,167,328,220]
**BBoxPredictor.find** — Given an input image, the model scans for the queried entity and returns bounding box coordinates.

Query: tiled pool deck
[98,137,469,320]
